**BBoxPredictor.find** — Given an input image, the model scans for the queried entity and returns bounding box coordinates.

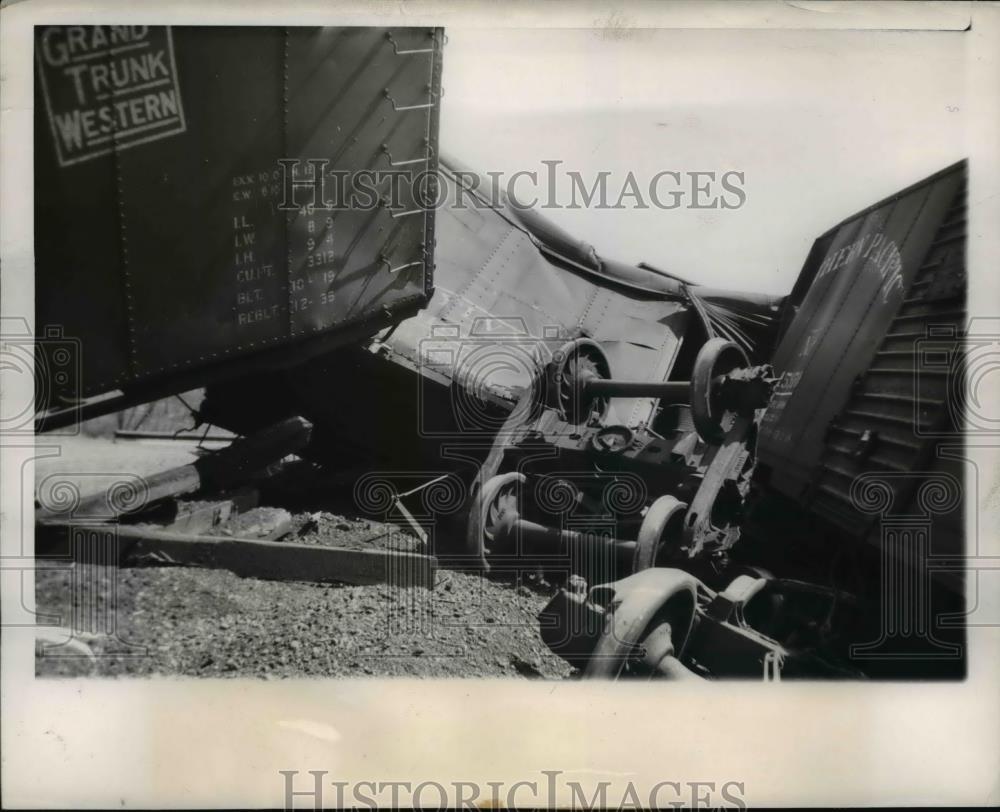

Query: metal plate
[374,162,691,431]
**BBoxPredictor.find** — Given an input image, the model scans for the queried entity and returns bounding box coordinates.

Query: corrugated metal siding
[809,165,966,536]
[758,161,966,529]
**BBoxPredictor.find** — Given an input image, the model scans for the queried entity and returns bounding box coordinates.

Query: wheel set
[466,334,774,576]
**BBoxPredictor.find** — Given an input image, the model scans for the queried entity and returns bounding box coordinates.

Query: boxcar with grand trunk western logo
[34,25,443,430]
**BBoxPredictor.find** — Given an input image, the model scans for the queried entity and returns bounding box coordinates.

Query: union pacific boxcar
[745,160,967,678]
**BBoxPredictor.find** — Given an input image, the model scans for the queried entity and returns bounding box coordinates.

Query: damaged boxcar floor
[34,513,574,679]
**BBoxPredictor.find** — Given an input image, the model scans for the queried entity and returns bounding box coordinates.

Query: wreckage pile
[34,158,969,681]
[35,332,812,680]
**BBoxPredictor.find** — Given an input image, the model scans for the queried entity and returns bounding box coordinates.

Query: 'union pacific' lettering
[815,230,905,304]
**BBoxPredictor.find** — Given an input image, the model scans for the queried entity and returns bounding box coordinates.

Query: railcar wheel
[466,472,526,568]
[632,495,688,572]
[550,338,612,425]
[583,568,699,679]
[690,337,750,444]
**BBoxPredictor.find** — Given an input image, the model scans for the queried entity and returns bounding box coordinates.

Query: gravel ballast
[34,518,574,680]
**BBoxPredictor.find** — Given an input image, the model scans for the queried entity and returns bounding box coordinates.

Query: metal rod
[654,655,702,680]
[498,515,636,555]
[391,497,428,546]
[114,429,235,442]
[396,473,450,499]
[582,378,691,401]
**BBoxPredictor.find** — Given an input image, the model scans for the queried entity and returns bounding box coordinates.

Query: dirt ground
[33,436,575,679]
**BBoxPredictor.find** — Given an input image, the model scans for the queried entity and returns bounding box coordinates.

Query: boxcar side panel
[758,161,966,538]
[34,25,442,409]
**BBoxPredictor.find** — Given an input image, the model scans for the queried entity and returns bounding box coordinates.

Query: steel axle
[493,511,637,559]
[580,378,692,401]
[551,336,764,442]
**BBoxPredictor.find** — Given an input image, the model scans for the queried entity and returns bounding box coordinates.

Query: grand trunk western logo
[36,26,186,167]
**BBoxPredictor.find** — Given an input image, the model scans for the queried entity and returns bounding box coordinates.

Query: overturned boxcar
[536,161,967,681]
[34,25,443,429]
[743,160,968,677]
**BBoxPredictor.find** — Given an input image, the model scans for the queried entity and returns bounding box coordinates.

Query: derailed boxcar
[530,161,967,681]
[745,160,967,677]
[34,25,443,429]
